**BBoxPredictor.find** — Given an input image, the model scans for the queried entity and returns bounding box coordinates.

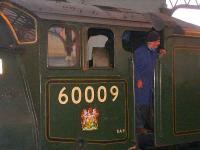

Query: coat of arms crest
[81,107,100,131]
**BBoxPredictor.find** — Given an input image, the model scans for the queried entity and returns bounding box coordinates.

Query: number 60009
[58,85,119,104]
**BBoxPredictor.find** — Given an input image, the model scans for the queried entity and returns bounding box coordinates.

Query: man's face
[148,40,160,49]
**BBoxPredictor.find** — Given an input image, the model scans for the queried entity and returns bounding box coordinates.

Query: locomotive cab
[0,1,135,149]
[0,0,200,150]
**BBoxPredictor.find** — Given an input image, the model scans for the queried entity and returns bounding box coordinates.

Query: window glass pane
[48,26,80,67]
[87,28,114,68]
[0,17,13,46]
[122,30,147,52]
[1,5,37,43]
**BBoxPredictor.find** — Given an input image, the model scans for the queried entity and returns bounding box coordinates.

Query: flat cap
[146,31,160,42]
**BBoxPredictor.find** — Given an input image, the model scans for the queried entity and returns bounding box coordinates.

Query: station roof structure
[166,0,200,14]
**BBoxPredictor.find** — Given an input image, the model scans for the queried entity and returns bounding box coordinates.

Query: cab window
[0,5,37,44]
[48,26,80,68]
[87,28,114,68]
[122,30,147,52]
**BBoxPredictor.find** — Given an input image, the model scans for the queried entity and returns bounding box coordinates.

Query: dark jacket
[134,45,158,104]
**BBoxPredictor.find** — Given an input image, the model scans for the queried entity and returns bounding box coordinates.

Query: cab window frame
[84,26,115,70]
[47,23,81,69]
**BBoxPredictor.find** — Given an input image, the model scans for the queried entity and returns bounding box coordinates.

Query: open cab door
[155,29,200,147]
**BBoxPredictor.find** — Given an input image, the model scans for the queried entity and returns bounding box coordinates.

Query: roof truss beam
[167,0,200,12]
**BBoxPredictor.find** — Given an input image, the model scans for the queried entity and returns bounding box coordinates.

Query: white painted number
[58,85,119,104]
[58,87,68,104]
[110,86,119,102]
[71,87,82,104]
[85,86,94,103]
[98,86,107,103]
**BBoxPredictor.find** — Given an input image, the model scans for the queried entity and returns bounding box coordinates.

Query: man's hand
[159,48,167,57]
[137,80,143,89]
